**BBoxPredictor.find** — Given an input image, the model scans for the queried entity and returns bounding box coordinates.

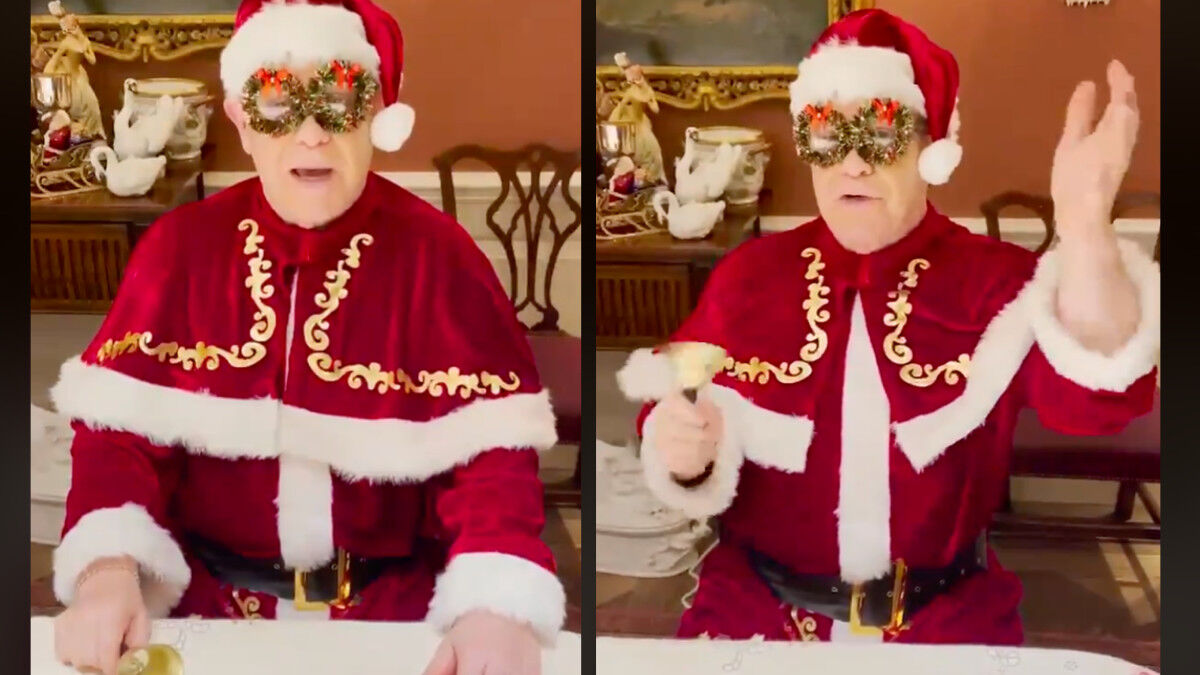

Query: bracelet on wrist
[75,558,139,592]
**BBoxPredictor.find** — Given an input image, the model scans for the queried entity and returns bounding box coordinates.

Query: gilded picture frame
[596,0,875,111]
[30,12,234,63]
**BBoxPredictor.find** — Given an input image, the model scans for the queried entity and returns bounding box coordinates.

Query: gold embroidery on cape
[722,247,831,385]
[231,590,262,620]
[302,235,522,399]
[882,258,970,387]
[790,608,821,642]
[94,219,277,370]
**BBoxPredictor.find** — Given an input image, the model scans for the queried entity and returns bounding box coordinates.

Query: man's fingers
[1060,80,1096,146]
[1107,59,1136,109]
[96,624,124,675]
[661,398,707,429]
[124,610,151,651]
[421,639,457,675]
[663,425,709,447]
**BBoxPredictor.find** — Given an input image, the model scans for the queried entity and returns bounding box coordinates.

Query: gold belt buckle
[848,559,908,637]
[293,549,356,611]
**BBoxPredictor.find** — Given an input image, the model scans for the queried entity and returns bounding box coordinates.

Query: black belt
[748,537,987,634]
[188,535,405,606]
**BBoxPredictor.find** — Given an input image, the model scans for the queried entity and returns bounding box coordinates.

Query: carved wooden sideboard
[31,158,204,313]
[596,208,758,349]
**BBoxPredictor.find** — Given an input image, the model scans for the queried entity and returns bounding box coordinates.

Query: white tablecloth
[32,618,1153,674]
[595,636,1153,675]
[31,618,582,674]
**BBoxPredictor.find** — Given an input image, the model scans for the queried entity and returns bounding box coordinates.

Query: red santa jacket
[620,206,1159,583]
[50,172,564,641]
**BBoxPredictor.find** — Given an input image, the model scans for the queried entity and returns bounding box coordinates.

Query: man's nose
[840,149,873,177]
[294,116,330,147]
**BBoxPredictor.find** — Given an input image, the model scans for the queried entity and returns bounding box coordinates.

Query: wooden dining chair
[981,190,1161,541]
[433,144,583,508]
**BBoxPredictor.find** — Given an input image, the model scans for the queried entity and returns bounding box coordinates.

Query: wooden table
[31,157,206,313]
[596,206,758,350]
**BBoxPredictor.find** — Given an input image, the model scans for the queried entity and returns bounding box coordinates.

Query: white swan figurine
[673,132,707,204]
[695,142,744,200]
[89,146,166,197]
[653,190,725,240]
[674,129,745,204]
[112,82,185,160]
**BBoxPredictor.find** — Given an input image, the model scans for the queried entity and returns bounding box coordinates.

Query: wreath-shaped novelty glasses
[242,60,380,136]
[792,98,919,167]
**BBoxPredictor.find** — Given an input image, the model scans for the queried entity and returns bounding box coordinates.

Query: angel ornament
[40,1,104,141]
[606,52,664,184]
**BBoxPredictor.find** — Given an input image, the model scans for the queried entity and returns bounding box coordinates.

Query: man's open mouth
[290,168,334,181]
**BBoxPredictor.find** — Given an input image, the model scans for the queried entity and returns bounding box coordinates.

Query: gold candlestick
[117,644,184,675]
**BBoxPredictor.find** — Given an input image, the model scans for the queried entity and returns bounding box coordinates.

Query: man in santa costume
[619,9,1157,644]
[50,2,562,673]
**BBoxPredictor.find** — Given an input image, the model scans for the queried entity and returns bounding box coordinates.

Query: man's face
[809,99,929,254]
[223,63,376,229]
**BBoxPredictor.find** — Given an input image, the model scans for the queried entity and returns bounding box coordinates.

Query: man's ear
[223,98,253,154]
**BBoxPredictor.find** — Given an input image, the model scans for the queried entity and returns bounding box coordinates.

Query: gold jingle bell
[116,644,183,675]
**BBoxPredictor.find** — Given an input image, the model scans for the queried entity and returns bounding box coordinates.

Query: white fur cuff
[616,348,677,402]
[1027,239,1160,392]
[53,504,191,617]
[426,552,565,646]
[639,392,743,519]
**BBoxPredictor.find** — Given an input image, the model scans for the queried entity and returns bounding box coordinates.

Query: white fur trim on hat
[370,102,414,152]
[918,99,962,185]
[789,41,927,116]
[219,2,381,97]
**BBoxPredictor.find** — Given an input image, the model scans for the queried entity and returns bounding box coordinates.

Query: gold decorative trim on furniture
[595,0,874,111]
[31,14,234,63]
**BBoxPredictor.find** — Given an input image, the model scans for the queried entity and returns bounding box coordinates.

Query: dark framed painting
[596,0,830,67]
[595,0,875,111]
[31,0,239,14]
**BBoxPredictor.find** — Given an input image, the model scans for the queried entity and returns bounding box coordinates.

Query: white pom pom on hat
[917,99,961,185]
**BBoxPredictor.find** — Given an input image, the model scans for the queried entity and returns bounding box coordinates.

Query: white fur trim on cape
[892,238,1158,471]
[51,358,558,481]
[705,384,813,474]
[278,390,558,483]
[370,102,415,152]
[790,42,926,116]
[219,2,381,97]
[892,287,1034,472]
[426,552,565,646]
[51,357,279,459]
[616,348,678,402]
[837,297,892,583]
[639,389,743,519]
[276,456,334,571]
[1026,239,1160,392]
[53,504,191,618]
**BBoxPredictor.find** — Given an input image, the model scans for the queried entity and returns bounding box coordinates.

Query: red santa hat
[219,0,414,152]
[789,9,961,185]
